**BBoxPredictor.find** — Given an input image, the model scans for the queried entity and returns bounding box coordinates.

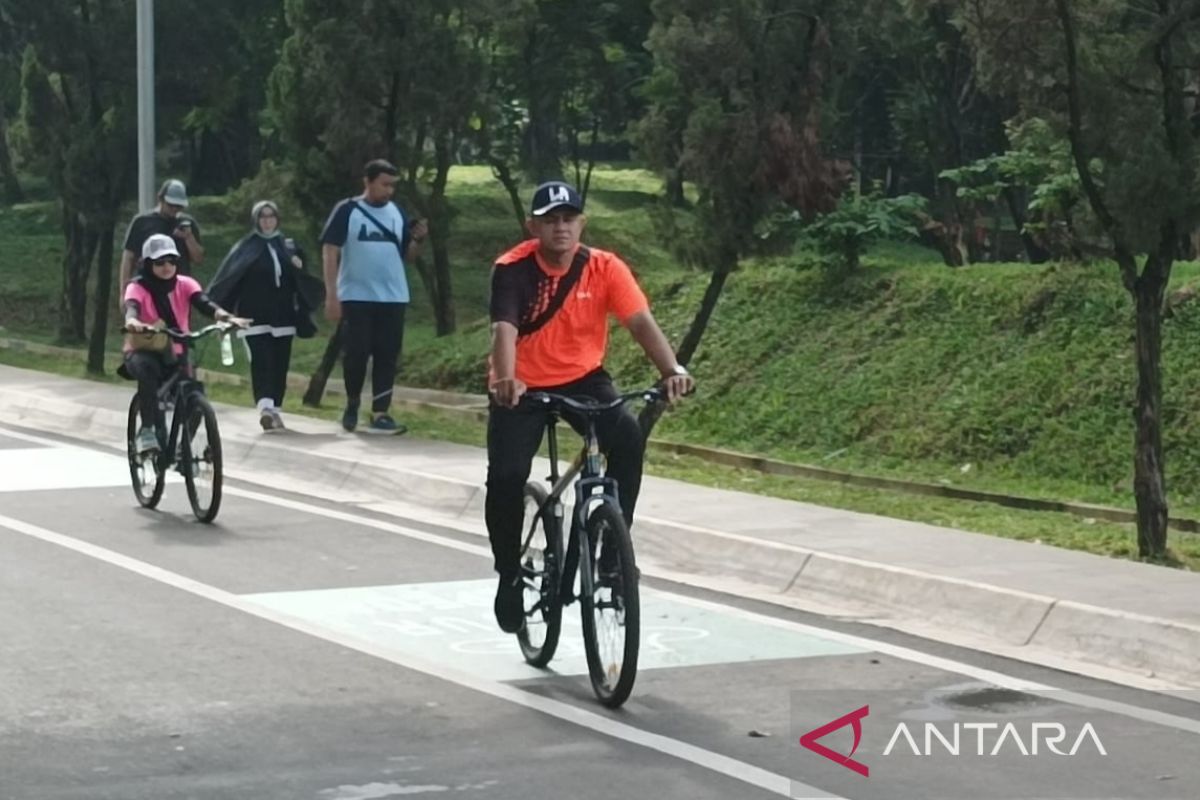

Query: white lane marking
[319,784,449,798]
[4,425,1198,738]
[0,512,824,799]
[0,447,135,492]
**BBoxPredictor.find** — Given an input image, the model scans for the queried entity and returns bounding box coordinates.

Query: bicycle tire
[181,395,223,523]
[517,482,564,667]
[579,501,640,708]
[126,395,164,509]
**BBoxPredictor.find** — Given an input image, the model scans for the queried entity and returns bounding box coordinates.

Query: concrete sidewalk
[1,363,1197,690]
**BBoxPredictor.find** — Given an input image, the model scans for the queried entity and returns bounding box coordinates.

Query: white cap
[142,233,181,261]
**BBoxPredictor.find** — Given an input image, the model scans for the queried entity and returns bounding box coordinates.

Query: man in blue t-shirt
[320,159,427,434]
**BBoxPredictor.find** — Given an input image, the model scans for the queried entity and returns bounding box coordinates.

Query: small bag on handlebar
[124,327,170,353]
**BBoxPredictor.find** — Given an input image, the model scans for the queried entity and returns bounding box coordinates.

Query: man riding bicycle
[486,181,694,633]
[120,234,249,454]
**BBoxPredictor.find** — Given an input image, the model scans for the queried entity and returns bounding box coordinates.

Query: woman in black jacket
[208,200,322,431]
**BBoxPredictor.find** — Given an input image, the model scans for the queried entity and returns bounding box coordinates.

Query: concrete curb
[0,378,1197,688]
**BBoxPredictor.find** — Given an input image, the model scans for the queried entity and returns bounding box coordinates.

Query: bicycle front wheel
[181,395,223,523]
[579,501,640,708]
[517,482,564,667]
[126,394,164,509]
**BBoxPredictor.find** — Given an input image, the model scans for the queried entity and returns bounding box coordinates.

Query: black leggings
[123,351,172,429]
[342,301,406,413]
[245,334,293,408]
[484,369,645,576]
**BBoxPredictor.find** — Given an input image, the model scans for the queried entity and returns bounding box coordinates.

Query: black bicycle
[125,323,233,523]
[515,386,665,708]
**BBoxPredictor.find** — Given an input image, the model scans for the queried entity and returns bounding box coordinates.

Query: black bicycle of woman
[514,386,667,708]
[124,323,236,523]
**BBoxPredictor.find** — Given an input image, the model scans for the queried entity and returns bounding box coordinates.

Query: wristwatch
[668,364,689,377]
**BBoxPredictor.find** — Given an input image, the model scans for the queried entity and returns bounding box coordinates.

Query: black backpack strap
[518,246,591,338]
[353,201,404,256]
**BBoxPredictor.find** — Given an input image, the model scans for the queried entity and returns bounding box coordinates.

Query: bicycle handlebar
[161,322,238,342]
[120,322,238,341]
[523,387,667,415]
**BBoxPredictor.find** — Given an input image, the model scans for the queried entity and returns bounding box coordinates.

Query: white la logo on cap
[548,185,571,204]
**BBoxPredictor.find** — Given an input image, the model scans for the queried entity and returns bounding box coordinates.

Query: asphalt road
[1,424,1198,800]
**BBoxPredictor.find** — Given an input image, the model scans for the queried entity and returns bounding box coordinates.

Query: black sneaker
[341,405,359,432]
[365,414,407,435]
[493,573,525,633]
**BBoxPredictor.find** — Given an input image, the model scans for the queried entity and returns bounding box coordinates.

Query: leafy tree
[479,0,653,184]
[953,0,1200,559]
[11,1,134,374]
[940,118,1083,261]
[0,4,26,203]
[825,0,1011,262]
[154,0,289,194]
[637,0,843,434]
[272,0,493,337]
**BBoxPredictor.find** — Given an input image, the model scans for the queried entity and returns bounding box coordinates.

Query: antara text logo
[799,706,1108,778]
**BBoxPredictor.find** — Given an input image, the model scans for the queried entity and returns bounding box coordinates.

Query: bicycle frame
[519,388,663,602]
[151,367,206,471]
[145,326,223,471]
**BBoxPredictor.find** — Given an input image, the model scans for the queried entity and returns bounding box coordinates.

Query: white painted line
[0,447,133,492]
[0,512,826,800]
[6,424,1200,738]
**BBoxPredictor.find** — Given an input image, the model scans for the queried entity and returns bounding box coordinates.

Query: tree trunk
[522,33,562,181]
[1130,256,1171,559]
[1003,187,1051,263]
[492,159,527,238]
[665,167,686,207]
[581,116,599,204]
[429,131,455,335]
[0,103,24,203]
[87,223,115,375]
[302,323,343,407]
[525,105,562,181]
[638,247,735,438]
[384,71,401,157]
[59,209,94,344]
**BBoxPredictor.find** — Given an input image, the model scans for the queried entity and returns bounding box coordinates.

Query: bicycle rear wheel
[181,395,223,523]
[517,482,564,667]
[579,501,640,708]
[126,395,164,509]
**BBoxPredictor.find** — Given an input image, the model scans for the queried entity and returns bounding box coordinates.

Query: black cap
[530,181,583,216]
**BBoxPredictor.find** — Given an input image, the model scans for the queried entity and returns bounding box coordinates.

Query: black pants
[484,369,645,576]
[342,302,406,414]
[245,334,293,408]
[123,351,172,429]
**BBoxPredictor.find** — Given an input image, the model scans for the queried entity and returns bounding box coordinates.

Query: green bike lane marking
[243,579,867,682]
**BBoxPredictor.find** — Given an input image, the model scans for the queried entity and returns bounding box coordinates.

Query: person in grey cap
[117,179,205,298]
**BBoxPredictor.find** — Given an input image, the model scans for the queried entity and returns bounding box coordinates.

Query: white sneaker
[135,426,159,454]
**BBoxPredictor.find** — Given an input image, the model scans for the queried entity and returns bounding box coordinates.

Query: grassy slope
[5,166,1200,567]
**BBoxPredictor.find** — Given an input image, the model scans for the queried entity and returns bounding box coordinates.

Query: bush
[804,187,927,273]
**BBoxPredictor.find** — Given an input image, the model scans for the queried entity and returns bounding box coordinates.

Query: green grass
[5,164,1200,570]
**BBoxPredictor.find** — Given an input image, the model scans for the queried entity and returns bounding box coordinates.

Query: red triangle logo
[799,705,870,777]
